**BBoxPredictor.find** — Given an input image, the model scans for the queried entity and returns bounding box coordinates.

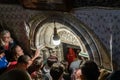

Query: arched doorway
[24,12,112,70]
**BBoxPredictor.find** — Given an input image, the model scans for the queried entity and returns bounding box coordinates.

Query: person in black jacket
[0,30,16,62]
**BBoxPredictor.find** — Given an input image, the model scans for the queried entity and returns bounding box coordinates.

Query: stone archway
[25,12,112,70]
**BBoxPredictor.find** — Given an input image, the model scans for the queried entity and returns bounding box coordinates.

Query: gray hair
[1,30,10,37]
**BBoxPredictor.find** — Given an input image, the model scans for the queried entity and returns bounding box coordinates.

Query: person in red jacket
[66,48,76,65]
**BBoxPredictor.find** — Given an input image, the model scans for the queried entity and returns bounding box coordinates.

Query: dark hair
[27,57,43,74]
[0,69,32,80]
[80,60,100,80]
[106,70,120,80]
[47,56,58,67]
[0,48,5,54]
[11,45,20,61]
[60,60,68,69]
[33,57,43,66]
[17,55,31,64]
[50,63,64,80]
[0,30,10,37]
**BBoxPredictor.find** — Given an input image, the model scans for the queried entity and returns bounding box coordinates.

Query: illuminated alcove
[24,12,112,70]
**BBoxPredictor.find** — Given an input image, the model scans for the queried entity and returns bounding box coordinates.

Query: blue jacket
[0,56,8,69]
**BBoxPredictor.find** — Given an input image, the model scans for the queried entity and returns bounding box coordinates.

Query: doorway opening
[25,12,112,70]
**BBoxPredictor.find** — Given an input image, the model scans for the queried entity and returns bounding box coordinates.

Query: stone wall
[0,4,120,69]
[72,8,120,69]
[0,4,40,55]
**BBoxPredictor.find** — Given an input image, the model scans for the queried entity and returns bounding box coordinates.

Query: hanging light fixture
[53,21,61,45]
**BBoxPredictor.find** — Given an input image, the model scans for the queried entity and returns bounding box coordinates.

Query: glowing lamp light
[52,21,61,45]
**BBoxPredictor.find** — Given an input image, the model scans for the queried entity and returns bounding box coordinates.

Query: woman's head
[1,30,11,43]
[32,56,43,70]
[11,45,24,60]
[27,57,43,74]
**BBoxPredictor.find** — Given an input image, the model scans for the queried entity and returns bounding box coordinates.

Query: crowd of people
[0,30,119,80]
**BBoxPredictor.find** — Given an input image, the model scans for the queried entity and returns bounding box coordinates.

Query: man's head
[80,60,100,80]
[50,62,64,80]
[17,55,32,69]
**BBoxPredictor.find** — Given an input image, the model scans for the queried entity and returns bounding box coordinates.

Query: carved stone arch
[27,12,112,70]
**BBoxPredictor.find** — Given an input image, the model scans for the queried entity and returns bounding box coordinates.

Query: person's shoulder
[44,72,52,80]
[10,69,32,80]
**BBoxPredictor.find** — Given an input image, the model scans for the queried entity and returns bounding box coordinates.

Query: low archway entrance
[25,12,112,70]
